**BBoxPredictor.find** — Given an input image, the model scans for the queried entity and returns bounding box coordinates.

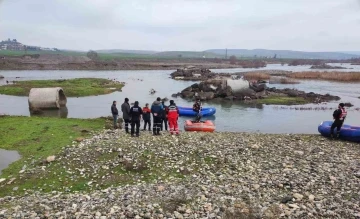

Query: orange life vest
[340,108,347,120]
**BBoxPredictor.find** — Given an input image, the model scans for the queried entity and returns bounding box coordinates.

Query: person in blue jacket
[151,97,164,135]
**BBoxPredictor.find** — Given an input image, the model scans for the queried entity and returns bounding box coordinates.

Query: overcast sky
[1,0,360,51]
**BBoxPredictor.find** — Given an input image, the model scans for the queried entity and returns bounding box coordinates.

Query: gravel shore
[1,130,360,218]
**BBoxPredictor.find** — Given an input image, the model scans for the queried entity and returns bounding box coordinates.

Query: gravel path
[1,130,360,218]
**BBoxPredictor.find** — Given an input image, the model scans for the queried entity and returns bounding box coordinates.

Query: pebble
[288,204,300,209]
[293,193,303,200]
[309,194,315,201]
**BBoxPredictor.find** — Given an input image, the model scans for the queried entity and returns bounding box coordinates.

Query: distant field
[0,50,164,60]
[0,49,296,62]
[0,50,85,57]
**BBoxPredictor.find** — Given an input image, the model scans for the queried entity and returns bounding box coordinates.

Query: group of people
[111,97,186,137]
[112,97,348,139]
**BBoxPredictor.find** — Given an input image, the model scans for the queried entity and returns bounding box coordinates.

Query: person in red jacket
[166,100,180,135]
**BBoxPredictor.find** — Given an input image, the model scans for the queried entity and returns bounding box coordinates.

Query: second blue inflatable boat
[318,121,360,142]
[178,106,216,117]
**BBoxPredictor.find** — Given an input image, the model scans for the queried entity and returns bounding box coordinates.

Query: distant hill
[206,49,360,60]
[339,51,360,56]
[96,49,157,55]
[152,51,223,58]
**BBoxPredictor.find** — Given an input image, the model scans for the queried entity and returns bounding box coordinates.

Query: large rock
[197,92,215,100]
[181,91,195,98]
[249,83,266,92]
[233,88,256,99]
[216,86,233,98]
[0,75,4,79]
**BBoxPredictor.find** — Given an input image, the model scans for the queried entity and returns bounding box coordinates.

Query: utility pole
[225,48,228,59]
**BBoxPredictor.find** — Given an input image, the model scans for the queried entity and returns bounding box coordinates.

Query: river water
[0,64,359,134]
[0,149,21,175]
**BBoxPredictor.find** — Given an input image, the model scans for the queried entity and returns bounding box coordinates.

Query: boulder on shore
[179,78,269,101]
[0,75,4,79]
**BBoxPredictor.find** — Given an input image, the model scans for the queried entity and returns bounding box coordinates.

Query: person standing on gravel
[330,103,347,139]
[129,101,143,137]
[160,101,168,131]
[151,97,164,135]
[142,103,151,131]
[111,101,118,129]
[166,100,180,135]
[121,98,131,134]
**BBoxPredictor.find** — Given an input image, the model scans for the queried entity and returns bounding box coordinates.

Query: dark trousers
[143,119,151,130]
[112,114,118,128]
[131,120,140,136]
[153,116,162,134]
[124,119,130,133]
[331,120,344,136]
[161,118,168,131]
[195,112,202,122]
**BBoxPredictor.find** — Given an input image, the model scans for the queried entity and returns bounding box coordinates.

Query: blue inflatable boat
[178,106,216,117]
[318,121,360,142]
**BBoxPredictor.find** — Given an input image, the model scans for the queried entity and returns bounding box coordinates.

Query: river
[0,64,359,134]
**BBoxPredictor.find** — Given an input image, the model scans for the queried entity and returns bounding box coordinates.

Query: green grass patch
[257,96,307,105]
[0,50,86,57]
[0,116,105,196]
[0,78,124,97]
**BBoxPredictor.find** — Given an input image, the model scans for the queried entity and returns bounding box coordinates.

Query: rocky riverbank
[0,130,360,218]
[173,80,340,104]
[170,67,231,81]
[170,68,292,82]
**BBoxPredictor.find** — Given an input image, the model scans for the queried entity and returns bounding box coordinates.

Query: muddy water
[0,149,21,175]
[0,66,359,134]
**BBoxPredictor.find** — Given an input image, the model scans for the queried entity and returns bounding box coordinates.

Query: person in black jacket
[330,103,347,139]
[160,101,168,131]
[193,99,202,122]
[111,101,118,129]
[121,98,131,133]
[129,101,143,137]
[151,97,164,136]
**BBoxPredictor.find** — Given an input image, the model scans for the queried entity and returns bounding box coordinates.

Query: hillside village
[0,38,59,52]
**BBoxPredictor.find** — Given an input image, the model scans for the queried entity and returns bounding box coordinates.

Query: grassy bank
[256,96,307,105]
[0,78,124,97]
[0,116,106,196]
